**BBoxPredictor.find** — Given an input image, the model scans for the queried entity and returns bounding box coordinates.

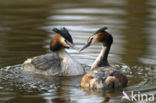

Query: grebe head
[80,27,113,52]
[50,27,74,52]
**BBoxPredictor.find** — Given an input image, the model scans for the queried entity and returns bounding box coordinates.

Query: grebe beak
[66,41,76,49]
[70,44,76,49]
[79,39,92,52]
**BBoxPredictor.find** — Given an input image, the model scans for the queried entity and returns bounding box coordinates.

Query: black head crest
[52,27,73,44]
[95,27,108,34]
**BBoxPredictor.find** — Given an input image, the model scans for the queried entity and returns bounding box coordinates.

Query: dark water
[0,0,156,103]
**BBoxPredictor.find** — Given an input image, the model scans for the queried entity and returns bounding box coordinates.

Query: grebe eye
[65,40,67,43]
[65,39,70,45]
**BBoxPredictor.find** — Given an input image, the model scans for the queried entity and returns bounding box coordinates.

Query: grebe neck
[56,49,70,61]
[91,45,111,69]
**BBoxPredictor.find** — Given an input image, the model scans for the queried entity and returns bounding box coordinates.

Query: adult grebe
[80,27,128,89]
[22,27,85,76]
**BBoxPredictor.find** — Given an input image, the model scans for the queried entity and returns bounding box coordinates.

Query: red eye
[65,40,67,43]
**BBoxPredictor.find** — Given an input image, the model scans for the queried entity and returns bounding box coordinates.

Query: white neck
[56,49,70,60]
[56,49,84,75]
[91,45,110,69]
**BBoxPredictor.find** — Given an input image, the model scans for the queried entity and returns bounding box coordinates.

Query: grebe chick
[80,27,128,89]
[22,27,85,76]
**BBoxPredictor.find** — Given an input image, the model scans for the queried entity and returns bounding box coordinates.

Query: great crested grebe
[22,27,85,76]
[80,27,128,89]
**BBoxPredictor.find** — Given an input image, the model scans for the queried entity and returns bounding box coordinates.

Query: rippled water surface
[0,0,156,103]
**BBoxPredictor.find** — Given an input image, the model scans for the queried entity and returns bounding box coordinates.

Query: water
[0,0,156,103]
